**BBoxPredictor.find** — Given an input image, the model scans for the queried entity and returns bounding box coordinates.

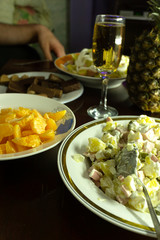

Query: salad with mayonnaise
[83,115,160,214]
[64,48,129,79]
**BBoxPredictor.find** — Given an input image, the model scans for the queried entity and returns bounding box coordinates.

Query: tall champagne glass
[87,15,125,119]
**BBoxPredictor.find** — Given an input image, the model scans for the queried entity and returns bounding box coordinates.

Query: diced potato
[72,153,85,162]
[30,117,47,134]
[146,178,159,194]
[12,135,41,148]
[88,137,106,152]
[44,110,66,121]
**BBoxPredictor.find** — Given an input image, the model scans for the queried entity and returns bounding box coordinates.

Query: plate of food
[58,115,160,238]
[55,48,129,89]
[0,72,84,104]
[0,93,76,160]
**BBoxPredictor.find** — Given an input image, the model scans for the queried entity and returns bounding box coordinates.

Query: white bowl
[54,53,126,89]
[0,93,76,160]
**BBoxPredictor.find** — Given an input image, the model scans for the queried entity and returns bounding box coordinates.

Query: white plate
[58,116,160,238]
[0,72,84,104]
[0,93,76,160]
[54,54,125,89]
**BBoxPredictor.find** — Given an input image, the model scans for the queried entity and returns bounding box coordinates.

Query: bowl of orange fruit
[0,93,75,160]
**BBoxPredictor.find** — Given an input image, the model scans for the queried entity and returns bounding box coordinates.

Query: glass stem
[99,76,109,110]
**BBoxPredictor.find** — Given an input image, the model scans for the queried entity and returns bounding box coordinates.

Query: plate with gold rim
[57,116,160,238]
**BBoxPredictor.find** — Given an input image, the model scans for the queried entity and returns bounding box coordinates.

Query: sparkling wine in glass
[87,15,125,119]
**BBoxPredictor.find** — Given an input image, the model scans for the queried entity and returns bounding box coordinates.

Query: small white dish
[0,93,76,160]
[58,116,160,238]
[0,72,84,104]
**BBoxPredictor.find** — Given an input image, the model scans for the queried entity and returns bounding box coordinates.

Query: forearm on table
[0,23,41,45]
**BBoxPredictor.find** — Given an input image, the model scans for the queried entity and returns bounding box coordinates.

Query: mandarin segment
[45,118,57,131]
[12,135,41,148]
[1,137,9,144]
[0,112,16,123]
[16,145,29,152]
[13,124,21,138]
[4,113,17,123]
[0,143,6,154]
[1,108,12,114]
[45,110,66,121]
[13,107,31,117]
[21,130,34,137]
[15,113,34,129]
[6,141,17,154]
[30,117,47,134]
[31,109,43,118]
[40,129,55,141]
[0,123,14,138]
[43,113,49,119]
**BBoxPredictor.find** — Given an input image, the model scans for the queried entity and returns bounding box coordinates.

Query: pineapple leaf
[148,0,160,15]
[148,0,160,27]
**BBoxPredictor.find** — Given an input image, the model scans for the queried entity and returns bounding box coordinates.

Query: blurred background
[69,0,153,55]
[0,0,153,58]
[48,0,153,56]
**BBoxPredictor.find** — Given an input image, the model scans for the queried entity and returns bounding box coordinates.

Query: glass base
[87,105,118,119]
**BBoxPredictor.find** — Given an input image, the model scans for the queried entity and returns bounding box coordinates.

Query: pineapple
[126,0,160,112]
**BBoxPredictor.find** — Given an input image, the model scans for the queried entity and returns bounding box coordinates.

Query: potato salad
[84,115,160,214]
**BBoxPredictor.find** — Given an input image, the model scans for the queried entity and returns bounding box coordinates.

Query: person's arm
[0,23,65,60]
[35,24,66,60]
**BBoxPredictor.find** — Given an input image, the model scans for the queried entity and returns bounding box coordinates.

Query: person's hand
[37,25,65,60]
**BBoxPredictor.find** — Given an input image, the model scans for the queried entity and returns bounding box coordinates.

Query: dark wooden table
[0,59,158,240]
